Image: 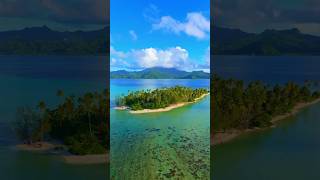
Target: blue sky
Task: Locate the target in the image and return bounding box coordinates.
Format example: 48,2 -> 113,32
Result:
111,0 -> 210,72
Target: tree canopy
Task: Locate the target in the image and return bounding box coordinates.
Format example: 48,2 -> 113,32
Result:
116,86 -> 209,111
211,74 -> 320,132
14,89 -> 109,155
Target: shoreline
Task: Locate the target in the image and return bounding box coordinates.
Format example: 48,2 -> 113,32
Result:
63,154 -> 109,164
15,142 -> 109,164
212,98 -> 320,146
16,142 -> 60,151
116,93 -> 209,114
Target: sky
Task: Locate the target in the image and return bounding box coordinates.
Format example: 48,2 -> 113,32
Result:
214,0 -> 320,36
110,0 -> 210,72
0,0 -> 108,31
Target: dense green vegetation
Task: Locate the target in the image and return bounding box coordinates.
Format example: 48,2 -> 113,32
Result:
116,86 -> 209,111
111,67 -> 210,79
14,90 -> 109,155
211,74 -> 320,132
213,26 -> 320,55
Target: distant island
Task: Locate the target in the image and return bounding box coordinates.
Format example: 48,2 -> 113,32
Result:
211,74 -> 320,145
14,89 -> 109,164
115,86 -> 209,113
213,26 -> 320,55
111,67 -> 210,79
0,26 -> 107,55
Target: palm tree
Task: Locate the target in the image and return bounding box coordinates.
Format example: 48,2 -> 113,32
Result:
37,101 -> 47,144
64,96 -> 75,121
56,90 -> 67,128
81,93 -> 94,137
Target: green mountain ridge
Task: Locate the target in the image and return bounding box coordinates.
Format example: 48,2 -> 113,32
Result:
0,26 -> 108,55
111,67 -> 210,79
213,26 -> 320,55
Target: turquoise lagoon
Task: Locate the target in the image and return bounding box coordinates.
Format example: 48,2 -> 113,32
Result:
110,79 -> 210,179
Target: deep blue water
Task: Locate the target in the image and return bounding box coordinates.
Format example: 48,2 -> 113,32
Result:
0,55 -> 107,80
213,56 -> 320,85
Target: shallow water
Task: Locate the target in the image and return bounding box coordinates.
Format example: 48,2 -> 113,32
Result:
0,56 -> 108,179
110,79 -> 210,179
212,56 -> 320,180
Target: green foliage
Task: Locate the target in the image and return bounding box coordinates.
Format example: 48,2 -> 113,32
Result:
211,74 -> 320,132
111,67 -> 210,79
250,113 -> 272,128
14,89 -> 109,155
0,26 -> 107,55
213,26 -> 320,55
116,86 -> 209,111
65,134 -> 106,155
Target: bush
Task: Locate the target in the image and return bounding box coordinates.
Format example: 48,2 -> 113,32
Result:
250,113 -> 272,128
65,134 -> 106,155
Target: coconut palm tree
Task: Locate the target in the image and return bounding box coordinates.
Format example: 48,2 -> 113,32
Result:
81,93 -> 94,137
37,101 -> 47,143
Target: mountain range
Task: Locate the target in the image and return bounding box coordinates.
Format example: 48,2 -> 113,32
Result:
111,67 -> 210,79
213,26 -> 320,55
2,25 -> 319,56
0,26 -> 108,55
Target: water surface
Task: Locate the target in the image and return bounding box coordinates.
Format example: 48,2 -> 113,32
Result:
212,56 -> 320,179
110,79 -> 210,179
0,56 -> 108,180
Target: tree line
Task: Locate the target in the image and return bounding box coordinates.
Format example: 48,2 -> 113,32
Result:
0,39 -> 107,55
14,89 -> 109,155
116,86 -> 209,111
211,74 -> 320,132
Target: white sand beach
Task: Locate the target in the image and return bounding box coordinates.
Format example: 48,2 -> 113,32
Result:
115,93 -> 209,114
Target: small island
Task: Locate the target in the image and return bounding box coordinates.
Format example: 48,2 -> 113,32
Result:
13,89 -> 109,164
211,74 -> 320,145
115,86 -> 209,113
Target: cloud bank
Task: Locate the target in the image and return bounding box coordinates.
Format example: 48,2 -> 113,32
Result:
111,46 -> 209,72
152,12 -> 210,39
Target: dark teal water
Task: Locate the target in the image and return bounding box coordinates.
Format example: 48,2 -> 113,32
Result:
212,56 -> 320,180
110,79 -> 210,179
0,56 -> 108,179
213,56 -> 320,85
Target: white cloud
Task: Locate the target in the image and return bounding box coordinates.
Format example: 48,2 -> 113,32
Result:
129,30 -> 138,40
192,47 -> 210,73
111,46 -> 210,72
153,16 -> 184,34
111,46 -> 199,71
110,46 -> 127,58
152,12 -> 210,39
143,4 -> 160,23
132,46 -> 190,69
203,48 -> 210,72
111,57 -> 131,69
